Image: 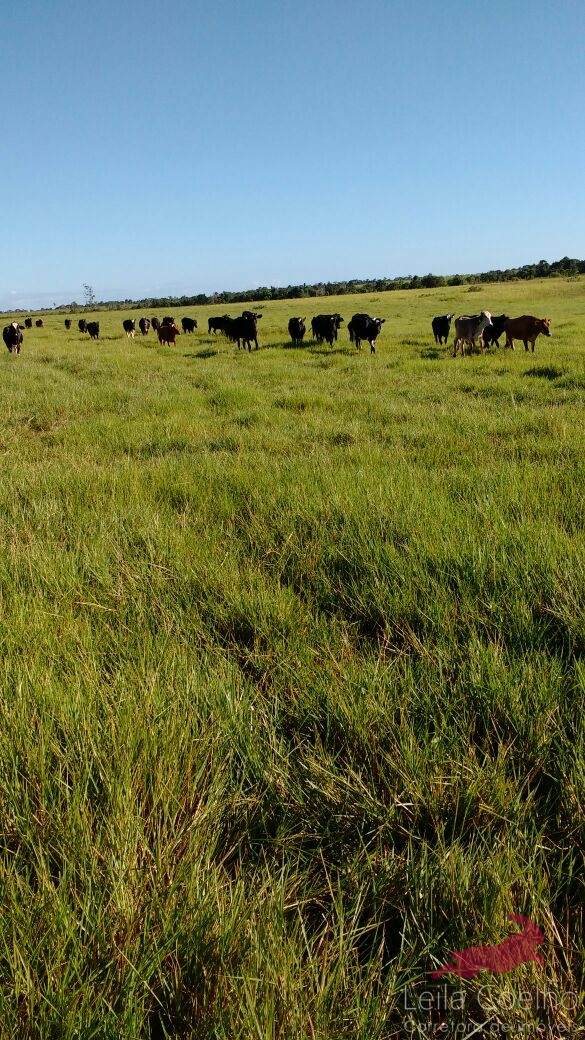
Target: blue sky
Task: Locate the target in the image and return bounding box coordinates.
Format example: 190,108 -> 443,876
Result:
2,0 -> 584,311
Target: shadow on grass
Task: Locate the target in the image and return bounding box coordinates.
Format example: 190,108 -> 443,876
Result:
523,366 -> 565,380
185,349 -> 219,359
308,346 -> 353,357
420,348 -> 443,360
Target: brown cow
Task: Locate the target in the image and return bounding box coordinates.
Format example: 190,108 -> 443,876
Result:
505,315 -> 551,352
158,322 -> 180,346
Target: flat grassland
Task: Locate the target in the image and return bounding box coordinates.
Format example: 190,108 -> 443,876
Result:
1,278 -> 584,1037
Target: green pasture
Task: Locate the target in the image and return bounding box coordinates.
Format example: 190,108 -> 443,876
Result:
1,277 -> 584,1037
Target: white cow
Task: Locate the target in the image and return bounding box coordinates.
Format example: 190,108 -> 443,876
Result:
453,311 -> 492,357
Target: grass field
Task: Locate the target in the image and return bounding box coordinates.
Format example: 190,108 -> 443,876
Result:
1,277 -> 584,1038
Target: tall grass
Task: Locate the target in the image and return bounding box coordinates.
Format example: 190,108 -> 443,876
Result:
0,278 -> 584,1036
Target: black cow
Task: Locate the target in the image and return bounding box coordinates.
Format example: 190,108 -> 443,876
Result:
3,322 -> 23,353
86,321 -> 100,340
35,319 -> 43,328
138,317 -> 150,335
78,319 -> 88,333
162,316 -> 175,327
348,313 -> 385,353
432,314 -> 454,344
225,311 -> 262,351
151,317 -> 161,333
288,317 -> 306,345
24,317 -> 33,329
311,313 -> 344,346
123,318 -> 136,337
480,313 -> 509,350
64,319 -> 72,329
208,315 -> 230,334
181,317 -> 198,333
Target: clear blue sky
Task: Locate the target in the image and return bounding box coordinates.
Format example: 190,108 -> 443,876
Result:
3,0 -> 584,311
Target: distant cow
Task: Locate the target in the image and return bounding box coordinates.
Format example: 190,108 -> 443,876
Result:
35,319 -> 43,328
432,314 -> 454,345
505,315 -> 551,352
24,317 -> 33,329
64,319 -> 72,330
3,322 -> 23,353
158,322 -> 180,346
224,311 -> 262,351
311,313 -> 344,346
348,313 -> 385,353
181,317 -> 198,333
162,316 -> 175,327
453,311 -> 492,356
123,318 -> 136,338
288,317 -> 306,345
208,315 -> 230,334
86,321 -> 100,340
481,313 -> 509,350
138,317 -> 150,335
151,317 -> 161,333
78,319 -> 88,333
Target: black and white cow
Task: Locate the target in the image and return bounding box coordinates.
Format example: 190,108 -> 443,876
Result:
3,322 -> 23,353
432,314 -> 454,345
288,317 -> 306,345
348,313 -> 385,353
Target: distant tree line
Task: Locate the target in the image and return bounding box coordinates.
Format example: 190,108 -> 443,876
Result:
52,257 -> 584,313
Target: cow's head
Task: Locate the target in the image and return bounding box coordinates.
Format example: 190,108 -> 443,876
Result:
541,319 -> 552,336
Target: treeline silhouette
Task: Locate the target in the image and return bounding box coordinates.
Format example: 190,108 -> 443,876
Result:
57,256 -> 584,312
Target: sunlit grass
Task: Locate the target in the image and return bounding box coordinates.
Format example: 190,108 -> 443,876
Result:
0,278 -> 584,1036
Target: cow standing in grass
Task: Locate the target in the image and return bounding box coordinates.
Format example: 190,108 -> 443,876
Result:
3,322 -> 23,353
158,322 -> 180,346
453,312 -> 492,356
505,315 -> 551,352
432,314 -> 453,345
288,317 -> 306,345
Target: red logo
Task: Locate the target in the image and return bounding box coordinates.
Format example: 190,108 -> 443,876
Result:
432,914 -> 544,979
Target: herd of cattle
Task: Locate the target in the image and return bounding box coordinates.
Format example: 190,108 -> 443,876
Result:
432,311 -> 552,355
3,308 -> 552,356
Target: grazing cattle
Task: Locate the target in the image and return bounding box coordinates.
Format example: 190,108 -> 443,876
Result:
288,317 -> 306,345
224,311 -> 262,351
348,313 -> 385,353
480,313 -> 509,350
3,322 -> 23,353
162,316 -> 175,327
505,315 -> 551,352
432,314 -> 454,345
24,317 -> 33,329
151,317 -> 161,333
138,317 -> 150,335
208,315 -> 230,334
453,311 -> 492,356
181,317 -> 198,333
35,319 -> 43,328
64,319 -> 72,330
123,318 -> 136,338
78,319 -> 88,333
158,322 -> 180,346
86,321 -> 100,340
311,313 -> 344,346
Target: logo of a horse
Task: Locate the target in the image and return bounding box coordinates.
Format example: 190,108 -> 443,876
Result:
432,914 -> 544,980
